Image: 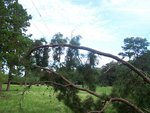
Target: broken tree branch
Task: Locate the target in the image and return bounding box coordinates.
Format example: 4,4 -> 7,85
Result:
27,44 -> 150,84
34,65 -> 145,113
34,65 -> 101,97
88,98 -> 144,113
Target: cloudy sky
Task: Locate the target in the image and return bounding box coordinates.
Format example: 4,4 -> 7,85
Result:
19,0 -> 150,65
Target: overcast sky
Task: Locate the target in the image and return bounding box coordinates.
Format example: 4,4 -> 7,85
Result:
19,0 -> 150,65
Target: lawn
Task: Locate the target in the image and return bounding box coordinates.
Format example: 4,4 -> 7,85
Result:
0,85 -> 112,113
78,86 -> 112,100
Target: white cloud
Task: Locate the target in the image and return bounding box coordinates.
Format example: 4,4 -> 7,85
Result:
102,0 -> 150,16
19,0 -> 117,43
18,0 -> 150,65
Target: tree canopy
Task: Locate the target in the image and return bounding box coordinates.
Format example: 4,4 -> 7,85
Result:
0,0 -> 32,90
119,37 -> 149,59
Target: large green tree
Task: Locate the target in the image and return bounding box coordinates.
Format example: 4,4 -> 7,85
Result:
77,52 -> 99,91
65,35 -> 81,71
112,38 -> 150,113
32,38 -> 49,67
50,33 -> 68,69
0,0 -> 32,91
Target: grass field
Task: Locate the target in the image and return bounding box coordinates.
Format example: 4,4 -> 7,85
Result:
78,86 -> 112,100
0,85 -> 112,113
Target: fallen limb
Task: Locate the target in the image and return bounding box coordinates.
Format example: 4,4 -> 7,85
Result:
27,44 -> 150,84
34,65 -> 101,98
88,98 -> 144,113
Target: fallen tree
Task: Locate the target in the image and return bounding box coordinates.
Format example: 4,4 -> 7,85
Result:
26,44 -> 150,113
27,44 -> 150,84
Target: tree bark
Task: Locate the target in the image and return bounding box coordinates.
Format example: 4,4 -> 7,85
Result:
0,82 -> 2,92
6,66 -> 12,91
6,80 -> 11,91
24,68 -> 27,86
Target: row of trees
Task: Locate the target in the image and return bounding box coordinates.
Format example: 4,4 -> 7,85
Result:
33,33 -> 100,91
0,0 -> 150,113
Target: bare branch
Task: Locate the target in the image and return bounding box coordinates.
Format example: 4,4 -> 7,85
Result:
27,44 -> 150,84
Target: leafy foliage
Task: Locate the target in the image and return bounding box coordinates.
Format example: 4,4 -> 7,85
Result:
112,65 -> 150,113
0,0 -> 32,90
119,37 -> 149,59
32,38 -> 49,67
65,35 -> 81,71
113,38 -> 150,113
50,33 -> 68,69
99,61 -> 118,86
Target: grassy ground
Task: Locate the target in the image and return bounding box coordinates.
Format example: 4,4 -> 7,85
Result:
0,85 -> 72,113
0,85 -> 112,113
78,86 -> 112,100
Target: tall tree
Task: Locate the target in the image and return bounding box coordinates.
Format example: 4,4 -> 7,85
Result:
65,35 -> 81,71
77,52 -> 99,91
119,37 -> 149,60
0,0 -> 32,91
113,38 -> 150,113
50,33 -> 68,69
84,52 -> 99,91
33,38 -> 49,67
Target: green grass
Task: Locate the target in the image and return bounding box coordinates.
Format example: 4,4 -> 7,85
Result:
0,85 -> 112,113
96,86 -> 112,95
0,85 -> 72,113
78,86 -> 112,100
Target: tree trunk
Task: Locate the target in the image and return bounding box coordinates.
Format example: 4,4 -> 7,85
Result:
24,77 -> 27,86
6,67 -> 12,91
24,68 -> 28,86
0,83 -> 2,92
6,80 -> 11,91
